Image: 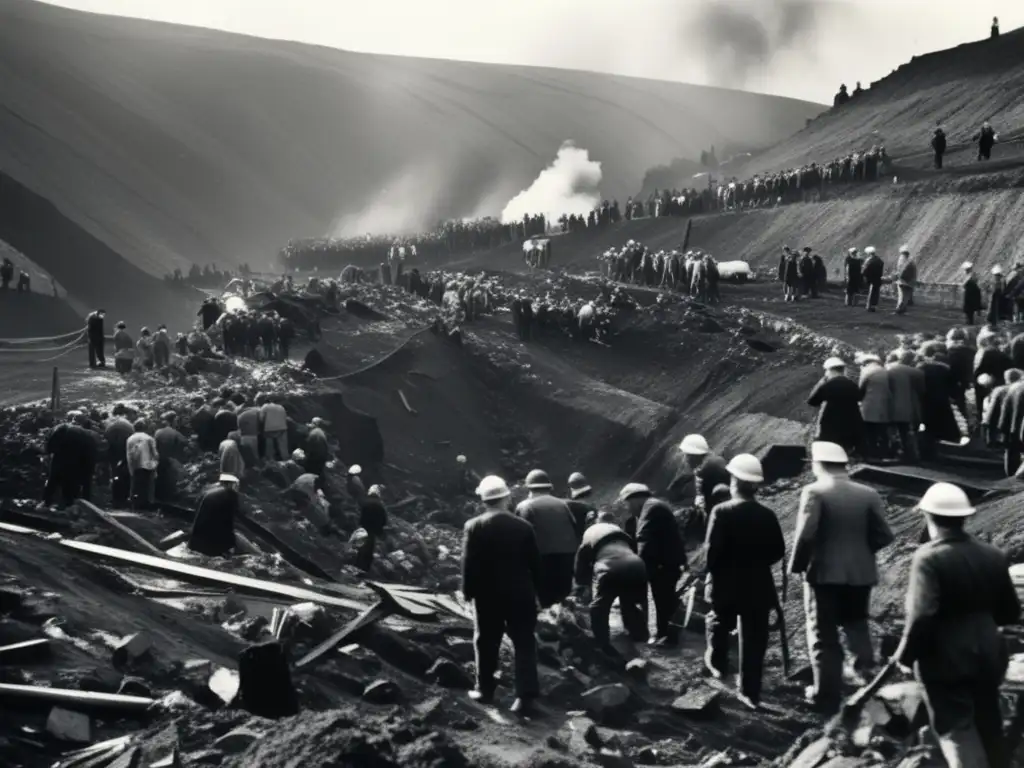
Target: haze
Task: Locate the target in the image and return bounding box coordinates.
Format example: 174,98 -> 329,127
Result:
37,0 -> 1023,103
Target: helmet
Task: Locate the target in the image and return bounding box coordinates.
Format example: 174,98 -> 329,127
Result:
726,454 -> 764,483
348,464 -> 362,475
525,469 -> 553,490
810,441 -> 848,464
476,475 -> 511,502
823,356 -> 846,371
977,373 -> 995,388
367,484 -> 384,498
917,482 -> 975,517
864,246 -> 876,255
219,473 -> 240,484
568,472 -> 591,498
679,434 -> 710,456
900,245 -> 910,254
617,483 -> 651,502
456,455 -> 467,464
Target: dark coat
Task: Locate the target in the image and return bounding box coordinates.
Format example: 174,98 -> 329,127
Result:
784,257 -> 800,287
189,485 -> 239,557
574,523 -> 641,586
862,255 -> 884,286
807,375 -> 863,449
461,509 -> 541,605
359,497 -> 388,536
895,531 -> 1019,683
212,409 -> 238,445
565,497 -> 596,537
86,311 -> 105,341
515,494 -> 579,555
974,348 -> 1012,387
636,497 -> 686,573
844,255 -> 863,293
1010,333 -> 1024,370
962,276 -> 984,315
704,498 -> 785,607
47,423 -> 98,470
931,130 -> 947,154
696,454 -> 731,503
946,344 -> 976,394
917,361 -> 961,441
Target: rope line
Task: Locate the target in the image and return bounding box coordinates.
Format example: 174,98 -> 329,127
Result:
0,327 -> 87,345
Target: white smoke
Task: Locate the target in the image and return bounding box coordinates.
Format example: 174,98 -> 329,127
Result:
501,142 -> 602,224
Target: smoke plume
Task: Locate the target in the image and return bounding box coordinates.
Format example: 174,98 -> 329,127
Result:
501,142 -> 602,224
684,0 -> 829,89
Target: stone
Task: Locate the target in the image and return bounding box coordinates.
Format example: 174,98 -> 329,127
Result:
208,666 -> 240,706
851,724 -> 875,748
118,677 -> 154,698
634,746 -> 659,765
426,657 -> 472,690
214,727 -> 263,755
112,631 -> 153,667
786,736 -> 833,768
877,681 -> 929,729
819,758 -> 875,767
45,707 -> 92,743
338,643 -> 383,674
158,530 -> 188,551
445,638 -> 475,662
860,698 -> 892,729
237,640 -> 299,718
596,748 -> 635,768
363,678 -> 402,705
625,658 -> 649,681
671,686 -> 721,715
581,684 -> 631,724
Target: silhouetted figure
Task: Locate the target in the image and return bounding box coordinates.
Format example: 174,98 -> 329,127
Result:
833,84 -> 850,108
932,127 -> 947,170
992,16 -> 1000,38
852,81 -> 864,97
976,122 -> 997,161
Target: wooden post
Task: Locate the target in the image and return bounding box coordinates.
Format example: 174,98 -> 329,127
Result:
50,367 -> 59,412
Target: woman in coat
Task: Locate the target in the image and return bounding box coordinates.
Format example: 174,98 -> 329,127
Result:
987,265 -> 1006,326
961,263 -> 984,325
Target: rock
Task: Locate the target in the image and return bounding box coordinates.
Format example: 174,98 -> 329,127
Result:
45,706 -> 92,742
634,746 -> 659,765
851,724 -> 874,748
860,698 -> 892,729
338,643 -> 383,674
184,749 -> 223,766
363,678 -> 402,704
671,686 -> 721,715
581,683 -> 631,723
445,638 -> 475,662
426,658 -> 472,690
625,658 -> 649,681
877,681 -> 929,729
78,667 -> 123,693
208,666 -> 240,706
118,677 -> 154,698
237,640 -> 299,718
895,750 -> 945,768
213,726 -> 263,755
112,631 -> 153,667
786,736 -> 833,768
819,759 -> 874,768
596,748 -> 635,768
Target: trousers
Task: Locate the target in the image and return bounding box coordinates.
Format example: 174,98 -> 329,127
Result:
706,599 -> 772,703
896,284 -> 914,314
923,677 -> 1006,768
130,468 -> 155,511
264,431 -> 288,461
590,558 -> 649,647
648,566 -> 681,640
893,423 -> 919,462
473,597 -> 539,699
537,553 -> 575,608
804,583 -> 875,710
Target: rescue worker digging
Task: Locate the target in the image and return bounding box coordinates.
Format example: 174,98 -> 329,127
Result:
574,510 -> 649,658
462,475 -> 541,716
894,482 -> 1020,768
669,433 -> 730,522
189,473 -> 241,557
703,454 -> 786,709
515,469 -> 580,608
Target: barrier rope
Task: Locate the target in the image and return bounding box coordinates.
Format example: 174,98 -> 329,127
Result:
0,327 -> 87,345
0,334 -> 89,354
2,342 -> 89,365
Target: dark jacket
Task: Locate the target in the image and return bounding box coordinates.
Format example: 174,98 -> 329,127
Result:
807,374 -> 863,449
844,255 -> 863,293
86,311 -> 105,341
574,523 -> 641,586
304,427 -> 330,465
1010,334 -> 1024,370
515,494 -> 579,555
212,408 -> 238,445
461,509 -> 541,604
696,454 -> 731,503
189,485 -> 239,557
636,497 -> 686,572
963,276 -> 984,315
154,426 -> 187,463
565,497 -> 596,537
47,423 -> 98,469
705,498 -> 785,607
946,344 -> 976,395
104,417 -> 134,461
191,405 -> 217,451
895,531 -> 1020,683
931,130 -> 947,154
359,497 -> 388,536
917,360 -> 961,441
862,255 -> 884,286
974,348 -> 1012,389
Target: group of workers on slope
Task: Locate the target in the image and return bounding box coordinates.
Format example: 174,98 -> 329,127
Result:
600,241 -> 722,304
0,257 -> 31,292
85,309 -> 179,373
931,120 -> 1000,170
459,433 -> 1019,767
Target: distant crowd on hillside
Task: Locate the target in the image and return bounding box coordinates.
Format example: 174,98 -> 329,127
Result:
164,263 -> 254,290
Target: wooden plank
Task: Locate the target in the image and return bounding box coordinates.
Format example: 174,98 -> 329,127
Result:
365,582 -> 436,619
295,601 -> 394,669
0,638 -> 51,664
0,683 -> 154,712
77,501 -> 164,557
57,539 -> 369,612
0,521 -> 50,537
235,511 -> 338,582
367,580 -> 431,593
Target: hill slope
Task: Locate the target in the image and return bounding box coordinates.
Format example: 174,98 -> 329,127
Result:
742,26 -> 1024,174
0,0 -> 821,276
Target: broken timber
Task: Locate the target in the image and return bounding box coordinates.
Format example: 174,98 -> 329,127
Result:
295,601 -> 393,669
0,683 -> 154,712
77,500 -> 164,557
0,638 -> 51,664
398,389 -> 417,415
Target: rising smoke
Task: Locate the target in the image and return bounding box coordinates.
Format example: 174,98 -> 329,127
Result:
684,0 -> 832,90
501,142 -> 602,224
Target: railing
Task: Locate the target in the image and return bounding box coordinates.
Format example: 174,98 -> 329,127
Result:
878,280 -> 962,308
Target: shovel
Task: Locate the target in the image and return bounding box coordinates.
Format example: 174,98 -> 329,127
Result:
828,659 -> 899,737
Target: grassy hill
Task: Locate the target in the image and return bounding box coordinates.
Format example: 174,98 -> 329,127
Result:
0,0 -> 821,277
740,26 -> 1024,175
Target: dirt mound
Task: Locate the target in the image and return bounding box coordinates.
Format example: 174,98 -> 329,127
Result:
741,26 -> 1024,175
0,290 -> 82,337
0,0 -> 821,274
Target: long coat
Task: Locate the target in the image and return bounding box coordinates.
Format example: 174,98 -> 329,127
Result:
807,375 -> 863,449
858,363 -> 891,423
886,362 -> 924,424
917,361 -> 961,441
461,509 -> 540,605
705,498 -> 785,607
962,276 -> 984,316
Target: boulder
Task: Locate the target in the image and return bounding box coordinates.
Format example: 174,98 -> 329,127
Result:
45,707 -> 92,743
363,678 -> 402,705
214,727 -> 264,755
671,686 -> 721,715
877,681 -> 929,729
581,683 -> 631,723
426,658 -> 472,690
625,658 -> 649,682
112,631 -> 153,668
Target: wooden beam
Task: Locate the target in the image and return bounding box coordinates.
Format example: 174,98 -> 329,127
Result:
295,601 -> 394,670
0,683 -> 154,712
77,501 -> 164,557
0,638 -> 51,664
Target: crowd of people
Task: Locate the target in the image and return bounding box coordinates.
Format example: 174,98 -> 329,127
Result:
596,241 -> 723,303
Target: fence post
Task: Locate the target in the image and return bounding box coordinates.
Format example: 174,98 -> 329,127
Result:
50,366 -> 59,412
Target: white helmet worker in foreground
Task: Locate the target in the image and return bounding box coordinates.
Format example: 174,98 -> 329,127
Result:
703,452 -> 785,708
671,433 -> 730,516
892,482 -> 1020,768
461,474 -> 542,716
789,441 -> 894,712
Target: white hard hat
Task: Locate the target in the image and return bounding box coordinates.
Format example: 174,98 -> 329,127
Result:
977,373 -> 995,388
900,245 -> 910,254
962,262 -> 974,272
857,353 -> 881,365
810,441 -> 848,464
823,356 -> 846,370
617,482 -> 651,502
456,455 -> 467,464
917,482 -> 975,517
348,464 -> 362,475
848,247 -> 857,254
679,434 -> 710,456
992,265 -> 1004,275
864,246 -> 876,255
726,454 -> 763,483
219,473 -> 239,484
476,475 -> 510,502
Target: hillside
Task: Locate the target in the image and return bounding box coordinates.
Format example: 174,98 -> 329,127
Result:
0,0 -> 822,277
740,26 -> 1024,175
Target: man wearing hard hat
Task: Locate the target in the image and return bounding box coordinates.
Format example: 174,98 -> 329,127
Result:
703,454 -> 786,709
620,482 -> 687,647
462,475 -> 541,716
789,442 -> 894,712
895,245 -> 917,315
564,472 -> 596,536
670,434 -> 730,519
188,473 -> 241,558
807,357 -> 863,454
516,469 -> 581,607
893,482 -> 1020,768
